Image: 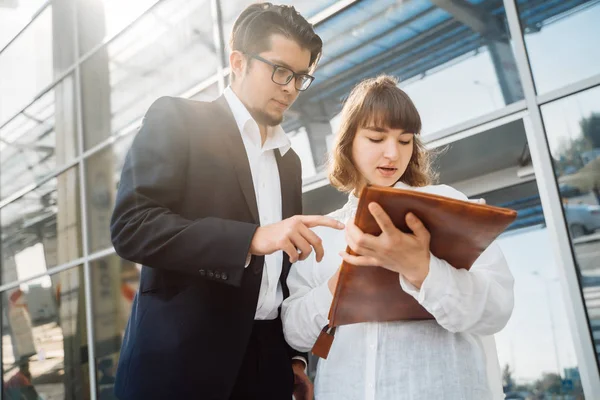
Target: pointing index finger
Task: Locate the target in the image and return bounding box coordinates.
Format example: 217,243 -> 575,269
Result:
300,215 -> 345,230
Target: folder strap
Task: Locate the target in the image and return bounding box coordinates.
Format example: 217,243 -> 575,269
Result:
311,324 -> 336,359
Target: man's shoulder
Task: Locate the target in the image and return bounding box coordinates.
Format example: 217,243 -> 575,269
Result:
148,96 -> 216,115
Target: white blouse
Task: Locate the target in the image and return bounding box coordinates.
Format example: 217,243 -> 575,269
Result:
281,182 -> 514,400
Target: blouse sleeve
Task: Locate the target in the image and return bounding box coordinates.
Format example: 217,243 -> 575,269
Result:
281,231 -> 339,352
398,184 -> 515,335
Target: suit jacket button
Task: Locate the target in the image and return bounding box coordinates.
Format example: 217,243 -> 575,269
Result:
199,269 -> 206,276
221,273 -> 228,280
208,271 -> 214,278
252,265 -> 261,275
215,273 -> 221,279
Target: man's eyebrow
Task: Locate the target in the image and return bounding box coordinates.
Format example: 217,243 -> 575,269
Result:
270,58 -> 310,74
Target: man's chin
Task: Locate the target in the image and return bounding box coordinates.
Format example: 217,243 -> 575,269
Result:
251,109 -> 284,126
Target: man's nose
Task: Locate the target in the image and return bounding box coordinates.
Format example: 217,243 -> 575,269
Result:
282,76 -> 299,94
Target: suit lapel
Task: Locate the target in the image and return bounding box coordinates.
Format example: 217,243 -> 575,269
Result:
213,96 -> 259,223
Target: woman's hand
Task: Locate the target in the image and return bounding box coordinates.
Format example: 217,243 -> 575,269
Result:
340,202 -> 432,288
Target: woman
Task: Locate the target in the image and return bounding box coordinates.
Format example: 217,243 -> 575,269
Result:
281,75 -> 514,400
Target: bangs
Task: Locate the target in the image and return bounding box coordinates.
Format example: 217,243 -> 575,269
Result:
355,85 -> 422,134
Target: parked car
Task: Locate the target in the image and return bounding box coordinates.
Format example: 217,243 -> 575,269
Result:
564,203 -> 600,237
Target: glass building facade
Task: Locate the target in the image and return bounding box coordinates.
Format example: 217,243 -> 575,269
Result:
0,0 -> 599,398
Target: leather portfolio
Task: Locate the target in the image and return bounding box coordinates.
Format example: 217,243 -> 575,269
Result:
312,185 -> 517,359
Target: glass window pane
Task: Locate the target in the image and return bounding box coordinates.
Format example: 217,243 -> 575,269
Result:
542,85 -> 600,367
0,6 -> 55,126
1,75 -> 78,201
77,0 -> 159,56
496,225 -> 585,398
435,120 -> 586,397
293,0 -> 524,178
0,0 -> 48,49
84,82 -> 217,254
221,0 -> 340,53
85,135 -> 133,254
89,254 -> 140,399
80,0 -> 218,150
1,167 -> 82,285
517,0 -> 600,94
1,265 -> 90,400
188,81 -> 220,102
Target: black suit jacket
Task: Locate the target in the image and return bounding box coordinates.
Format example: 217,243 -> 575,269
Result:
110,95 -> 304,400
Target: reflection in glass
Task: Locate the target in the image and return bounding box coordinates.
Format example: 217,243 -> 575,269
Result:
0,75 -> 78,201
284,0 -> 524,177
542,85 -> 600,367
496,228 -> 585,399
89,255 -> 140,400
438,140 -> 586,398
517,0 -> 600,94
0,0 -> 48,49
1,266 -> 90,399
0,6 -> 54,126
85,135 -> 133,253
220,0 -> 339,53
77,0 -> 159,56
84,81 -> 218,254
189,82 -> 220,102
80,0 -> 218,150
1,167 -> 82,285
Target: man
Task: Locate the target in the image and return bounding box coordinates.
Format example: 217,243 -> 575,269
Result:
110,3 -> 342,399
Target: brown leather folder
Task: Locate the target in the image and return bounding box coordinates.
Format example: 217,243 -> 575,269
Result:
312,185 -> 517,359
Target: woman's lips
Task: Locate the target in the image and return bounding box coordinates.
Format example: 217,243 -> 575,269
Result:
377,167 -> 398,177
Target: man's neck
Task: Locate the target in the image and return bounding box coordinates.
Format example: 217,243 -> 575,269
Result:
230,85 -> 268,146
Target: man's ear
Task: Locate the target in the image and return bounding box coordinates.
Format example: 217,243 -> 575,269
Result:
229,50 -> 246,81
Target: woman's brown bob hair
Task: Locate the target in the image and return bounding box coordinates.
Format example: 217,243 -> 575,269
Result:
328,75 -> 436,193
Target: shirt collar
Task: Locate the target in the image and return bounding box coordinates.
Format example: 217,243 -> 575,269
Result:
344,181 -> 415,210
223,86 -> 291,155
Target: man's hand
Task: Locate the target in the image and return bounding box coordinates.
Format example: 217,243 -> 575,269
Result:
292,360 -> 313,400
249,216 -> 344,263
340,202 -> 432,288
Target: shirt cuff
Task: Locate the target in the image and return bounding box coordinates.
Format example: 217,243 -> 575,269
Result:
399,253 -> 450,310
292,356 -> 308,373
244,253 -> 251,268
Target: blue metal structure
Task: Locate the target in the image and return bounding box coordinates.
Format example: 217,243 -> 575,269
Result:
285,0 -> 596,132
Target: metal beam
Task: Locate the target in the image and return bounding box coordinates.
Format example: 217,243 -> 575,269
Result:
432,0 -> 523,104
431,0 -> 506,39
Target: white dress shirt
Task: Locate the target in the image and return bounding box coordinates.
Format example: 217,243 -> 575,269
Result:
223,87 -> 291,320
281,181 -> 514,400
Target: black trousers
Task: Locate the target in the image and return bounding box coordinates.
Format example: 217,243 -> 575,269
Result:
229,318 -> 294,400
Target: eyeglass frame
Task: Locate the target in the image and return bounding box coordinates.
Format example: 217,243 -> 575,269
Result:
247,54 -> 315,91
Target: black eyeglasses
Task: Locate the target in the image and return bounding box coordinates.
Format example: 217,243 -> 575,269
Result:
249,54 -> 315,91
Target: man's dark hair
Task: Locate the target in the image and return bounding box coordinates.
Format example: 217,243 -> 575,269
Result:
229,3 -> 323,74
